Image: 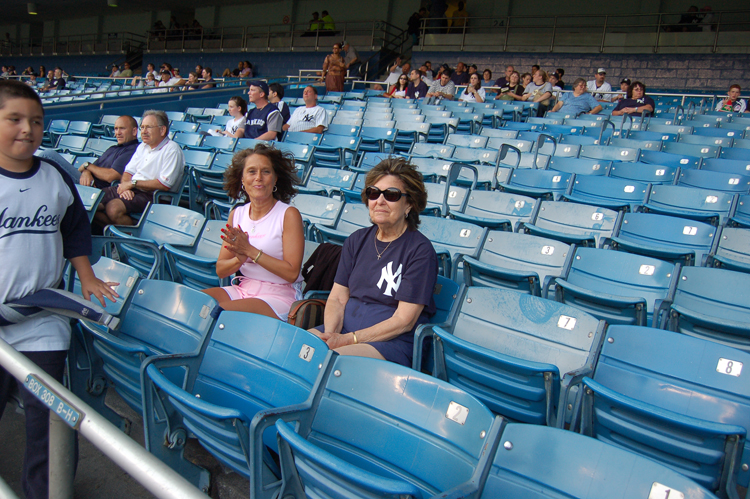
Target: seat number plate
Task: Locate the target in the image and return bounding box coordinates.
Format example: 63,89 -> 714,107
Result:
299,344 -> 315,362
717,358 -> 742,377
446,401 -> 469,425
648,482 -> 684,499
557,315 -> 576,330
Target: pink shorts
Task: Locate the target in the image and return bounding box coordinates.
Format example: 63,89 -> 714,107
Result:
222,277 -> 302,321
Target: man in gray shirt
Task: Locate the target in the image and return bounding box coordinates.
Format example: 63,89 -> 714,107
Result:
426,68 -> 456,101
342,41 -> 360,75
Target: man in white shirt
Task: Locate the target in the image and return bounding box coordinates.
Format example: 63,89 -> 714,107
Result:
154,69 -> 185,92
95,110 -> 184,227
587,68 -> 613,102
283,86 -> 327,134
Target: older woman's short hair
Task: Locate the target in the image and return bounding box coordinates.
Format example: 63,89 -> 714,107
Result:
536,70 -> 549,83
362,157 -> 427,231
572,77 -> 587,89
224,144 -> 300,204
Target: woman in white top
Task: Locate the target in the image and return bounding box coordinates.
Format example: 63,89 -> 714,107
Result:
459,73 -> 485,103
220,96 -> 247,138
387,74 -> 409,99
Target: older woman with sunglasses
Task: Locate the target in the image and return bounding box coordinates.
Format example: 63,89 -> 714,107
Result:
310,157 -> 438,367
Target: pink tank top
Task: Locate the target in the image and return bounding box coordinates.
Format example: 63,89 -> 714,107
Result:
233,200 -> 303,285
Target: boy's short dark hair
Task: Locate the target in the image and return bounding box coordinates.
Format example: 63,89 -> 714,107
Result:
0,79 -> 44,112
268,83 -> 284,99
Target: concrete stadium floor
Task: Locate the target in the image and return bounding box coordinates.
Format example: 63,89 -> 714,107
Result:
0,388 -> 248,498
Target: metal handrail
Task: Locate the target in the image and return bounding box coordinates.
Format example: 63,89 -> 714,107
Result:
0,337 -> 206,499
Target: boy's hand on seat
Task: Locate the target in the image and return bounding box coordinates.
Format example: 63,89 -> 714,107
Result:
80,276 -> 119,307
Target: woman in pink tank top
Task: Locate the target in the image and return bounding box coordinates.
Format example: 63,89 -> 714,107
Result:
202,144 -> 304,321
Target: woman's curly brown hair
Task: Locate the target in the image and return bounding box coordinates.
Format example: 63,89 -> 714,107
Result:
223,144 -> 300,204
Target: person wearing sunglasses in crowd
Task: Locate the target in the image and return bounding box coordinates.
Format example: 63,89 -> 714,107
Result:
386,73 -> 410,98
309,158 -> 438,367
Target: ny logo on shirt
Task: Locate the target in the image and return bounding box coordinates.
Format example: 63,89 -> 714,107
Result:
302,113 -> 316,123
377,261 -> 402,296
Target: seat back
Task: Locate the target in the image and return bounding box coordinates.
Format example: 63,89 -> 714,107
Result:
581,325 -> 750,493
612,212 -> 716,266
645,184 -> 735,225
639,149 -> 702,169
283,131 -> 322,146
452,190 -> 537,232
524,201 -> 619,248
579,145 -> 639,162
445,134 -> 488,149
502,169 -> 572,201
486,422 -> 719,499
432,286 -> 603,425
708,226 -> 750,273
548,157 -> 610,176
678,168 -> 750,194
662,141 -> 721,159
133,204 -> 206,246
419,217 -> 486,278
409,142 -> 454,158
608,162 -> 678,184
314,203 -> 371,244
668,266 -> 750,352
276,355 -> 502,498
554,247 -> 676,326
163,220 -> 227,290
301,167 -> 356,196
290,194 -> 343,237
564,175 -> 649,212
702,157 -> 750,176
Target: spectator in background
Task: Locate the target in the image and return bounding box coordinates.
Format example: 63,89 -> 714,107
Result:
612,81 -> 655,117
549,73 -> 562,92
22,66 -> 35,76
38,65 -> 46,79
556,68 -> 566,89
496,70 -> 524,101
482,68 -> 493,86
494,65 -> 514,88
419,65 -> 433,85
450,2 -> 469,32
155,69 -> 184,92
342,41 -> 360,76
386,74 -> 410,99
520,72 -> 532,87
283,85 -> 327,134
131,72 -> 157,88
451,61 -> 469,86
184,71 -> 200,90
119,62 -> 133,78
268,83 -> 290,124
715,84 -> 746,113
321,42 -> 347,92
459,73 -> 485,103
43,67 -> 66,91
407,8 -> 426,44
145,63 -> 158,79
304,12 -> 322,36
614,78 -> 631,101
429,0 -> 448,33
240,61 -> 253,78
321,10 -> 336,33
424,60 -> 436,79
109,64 -> 121,77
530,64 -> 540,75
195,64 -> 203,77
426,68 -> 456,101
406,68 -> 429,99
244,80 -> 283,140
551,78 -> 602,115
467,64 -> 478,76
587,68 -> 613,102
520,70 -> 553,115
217,96 -> 247,138
200,67 -> 216,89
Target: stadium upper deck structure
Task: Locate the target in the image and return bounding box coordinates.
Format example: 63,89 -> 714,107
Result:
1,3 -> 750,498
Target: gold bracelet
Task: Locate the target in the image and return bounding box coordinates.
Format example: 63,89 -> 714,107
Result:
253,249 -> 263,263
351,332 -> 358,344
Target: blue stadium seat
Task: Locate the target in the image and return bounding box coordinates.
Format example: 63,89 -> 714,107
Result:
299,167 -> 356,196
611,212 -> 716,265
500,169 -> 572,201
607,162 -> 678,184
642,184 -> 736,225
523,200 -> 619,247
272,141 -> 314,176
579,144 -> 639,162
312,203 -> 371,244
445,133 -> 488,148
461,231 -> 572,297
548,157 -> 610,176
312,134 -> 361,168
172,131 -> 204,149
409,142 -> 454,158
169,121 -> 199,133
679,133 -> 734,148
351,151 -> 390,173
54,134 -> 89,155
702,158 -> 750,176
563,175 -> 649,212
706,227 -> 750,274
450,190 -> 537,231
662,141 -> 721,159
289,193 -> 343,240
163,220 -> 228,290
578,325 -> 750,497
419,286 -> 604,426
75,185 -> 103,221
609,136 -> 663,152
554,247 -> 677,326
418,216 -> 486,279
667,266 -> 750,353
677,168 -> 750,194
721,147 -> 750,162
256,355 -> 505,499
143,312 -> 330,489
283,131 -> 322,146
358,127 -> 396,153
639,149 -> 702,169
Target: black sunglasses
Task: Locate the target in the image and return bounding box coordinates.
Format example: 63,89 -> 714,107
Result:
365,186 -> 409,202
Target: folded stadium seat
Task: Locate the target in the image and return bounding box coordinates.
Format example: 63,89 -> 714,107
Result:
517,131 -> 561,156
409,142 -> 455,158
416,285 -> 604,426
361,110 -> 394,122
667,266 -> 750,353
53,134 -> 89,155
272,141 -> 314,177
679,133 -> 734,148
554,246 -> 677,326
548,157 -> 611,176
424,179 -> 473,219
282,131 -> 322,146
289,193 -> 343,240
173,132 -> 205,150
445,133 -> 488,149
677,168 -> 750,194
388,100 -> 417,109
645,122 -> 694,135
528,116 -> 564,126
409,156 -> 456,183
77,279 -> 218,421
479,128 -> 518,139
298,166 -> 356,197
66,120 -> 93,137
312,202 -> 373,244
639,149 -> 702,169
165,111 -> 188,123
563,175 -> 649,212
194,135 -> 235,153
609,136 -> 663,152
311,134 -> 361,169
501,121 -> 536,132
169,121 -> 200,134
729,194 -> 750,227
460,231 -> 571,297
626,129 -> 679,142
450,190 -> 538,232
351,151 -> 390,174
718,121 -> 750,137
362,119 -> 396,129
341,173 -> 368,204
142,312 -> 330,490
393,108 -> 423,119
543,123 -> 583,136
731,137 -> 750,148
558,134 -> 598,147
259,354 -> 505,499
75,185 -> 103,222
325,123 -> 360,137
210,115 -> 232,127
486,136 -> 534,154
105,204 -> 206,279
340,102 -> 366,112
393,122 -> 429,153
523,200 -> 619,248
702,157 -> 750,177
662,141 -> 721,159
642,184 -> 736,225
706,226 -> 750,273
500,169 -> 572,201
162,220 -> 228,289
418,216 -> 486,279
689,113 -> 730,127
190,153 -> 233,217
478,422 -> 718,499
43,119 -> 69,148
358,126 -> 396,153
426,117 -> 460,143
610,212 -> 717,265
91,115 -> 119,138
453,109 -> 484,135
577,324 -> 750,498
184,107 -> 209,123
579,144 -> 639,163
721,147 -> 750,162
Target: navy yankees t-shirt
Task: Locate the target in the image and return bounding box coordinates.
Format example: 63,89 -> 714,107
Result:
335,225 -> 438,341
